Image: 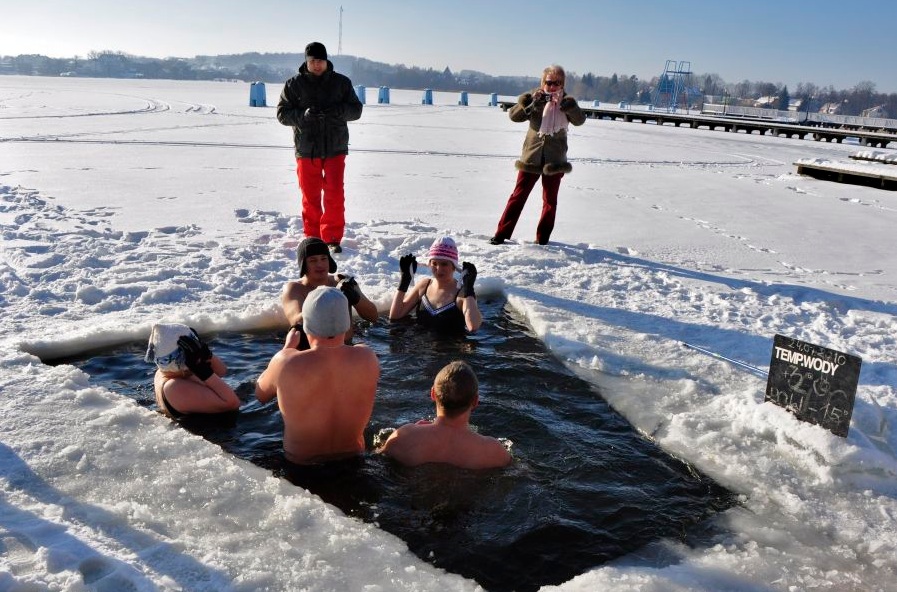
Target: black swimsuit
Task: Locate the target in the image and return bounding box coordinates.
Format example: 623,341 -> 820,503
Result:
416,279 -> 466,333
159,378 -> 187,419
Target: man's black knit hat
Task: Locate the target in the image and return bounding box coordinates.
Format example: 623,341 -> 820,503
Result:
297,237 -> 337,277
305,42 -> 328,61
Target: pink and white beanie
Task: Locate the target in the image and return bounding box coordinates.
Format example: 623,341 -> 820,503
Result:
427,236 -> 459,270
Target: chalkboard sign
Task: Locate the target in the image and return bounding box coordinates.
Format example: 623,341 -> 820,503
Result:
764,334 -> 861,437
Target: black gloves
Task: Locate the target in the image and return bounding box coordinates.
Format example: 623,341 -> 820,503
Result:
560,96 -> 577,111
303,107 -> 324,121
519,93 -> 534,108
399,254 -> 417,292
460,262 -> 477,298
178,335 -> 214,381
189,327 -> 212,361
337,274 -> 362,306
290,323 -> 311,351
301,107 -> 325,131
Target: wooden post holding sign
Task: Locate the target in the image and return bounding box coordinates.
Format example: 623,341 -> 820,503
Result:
764,334 -> 861,437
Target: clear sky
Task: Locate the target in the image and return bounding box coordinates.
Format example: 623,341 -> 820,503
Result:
2,0 -> 895,94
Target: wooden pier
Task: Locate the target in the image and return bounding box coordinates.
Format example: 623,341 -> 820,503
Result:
498,102 -> 897,148
794,159 -> 897,190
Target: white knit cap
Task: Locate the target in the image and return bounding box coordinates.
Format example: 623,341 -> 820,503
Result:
145,323 -> 195,372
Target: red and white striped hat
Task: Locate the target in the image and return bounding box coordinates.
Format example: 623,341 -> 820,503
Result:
427,236 -> 459,270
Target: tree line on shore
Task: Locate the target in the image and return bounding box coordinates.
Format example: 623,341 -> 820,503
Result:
2,50 -> 893,117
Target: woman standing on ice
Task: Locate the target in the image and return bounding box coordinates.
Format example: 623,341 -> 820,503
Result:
489,65 -> 586,246
145,323 -> 241,418
389,236 -> 482,334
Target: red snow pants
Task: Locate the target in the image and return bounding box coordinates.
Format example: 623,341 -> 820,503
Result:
296,155 -> 346,244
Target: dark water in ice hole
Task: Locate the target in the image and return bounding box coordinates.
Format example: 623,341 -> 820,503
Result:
54,299 -> 736,592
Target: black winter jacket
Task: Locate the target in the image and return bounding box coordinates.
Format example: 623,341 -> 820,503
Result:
276,61 -> 363,159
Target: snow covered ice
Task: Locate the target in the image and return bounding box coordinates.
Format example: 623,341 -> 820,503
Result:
1,76 -> 897,591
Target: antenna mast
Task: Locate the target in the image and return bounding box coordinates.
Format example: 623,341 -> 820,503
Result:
338,6 -> 343,55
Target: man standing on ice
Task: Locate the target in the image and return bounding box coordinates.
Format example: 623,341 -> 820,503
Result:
277,41 -> 362,253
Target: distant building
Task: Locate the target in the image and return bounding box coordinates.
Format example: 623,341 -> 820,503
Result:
754,95 -> 779,108
791,97 -> 819,113
820,102 -> 847,115
862,105 -> 889,118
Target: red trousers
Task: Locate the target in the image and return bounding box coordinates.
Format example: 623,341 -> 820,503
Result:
296,155 -> 346,243
493,170 -> 564,244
